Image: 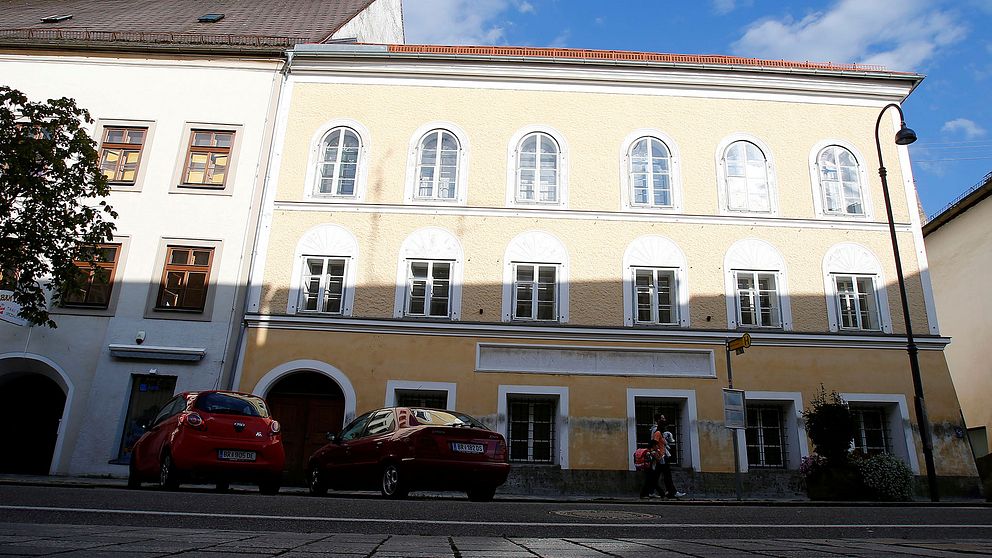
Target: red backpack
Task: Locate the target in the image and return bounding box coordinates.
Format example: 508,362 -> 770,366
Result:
633,448 -> 651,471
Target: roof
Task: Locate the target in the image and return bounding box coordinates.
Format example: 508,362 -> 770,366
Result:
922,171 -> 992,236
0,0 -> 376,50
386,44 -> 919,77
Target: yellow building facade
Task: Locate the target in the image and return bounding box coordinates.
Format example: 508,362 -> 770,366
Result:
234,45 -> 978,496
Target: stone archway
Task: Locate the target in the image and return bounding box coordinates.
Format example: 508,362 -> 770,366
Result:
0,363 -> 68,474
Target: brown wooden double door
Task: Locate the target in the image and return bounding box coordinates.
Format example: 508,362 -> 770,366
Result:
268,394 -> 344,485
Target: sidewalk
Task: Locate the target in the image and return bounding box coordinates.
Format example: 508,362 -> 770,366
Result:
1,473 -> 987,506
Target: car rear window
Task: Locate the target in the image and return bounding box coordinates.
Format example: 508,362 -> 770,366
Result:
194,392 -> 269,418
409,408 -> 488,429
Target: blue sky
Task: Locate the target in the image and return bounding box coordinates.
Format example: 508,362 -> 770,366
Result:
403,0 -> 992,217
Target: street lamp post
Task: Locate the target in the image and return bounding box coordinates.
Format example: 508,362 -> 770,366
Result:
874,103 -> 939,502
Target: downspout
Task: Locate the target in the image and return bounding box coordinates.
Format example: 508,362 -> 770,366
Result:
225,49 -> 295,390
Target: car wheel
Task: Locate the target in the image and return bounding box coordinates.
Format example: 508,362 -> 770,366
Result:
126,458 -> 141,489
258,478 -> 281,495
466,485 -> 497,502
308,464 -> 327,496
380,463 -> 408,499
158,453 -> 180,490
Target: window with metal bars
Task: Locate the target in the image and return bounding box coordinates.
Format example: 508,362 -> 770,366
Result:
851,407 -> 891,456
634,399 -> 683,467
507,397 -> 556,463
745,405 -> 787,468
395,389 -> 448,410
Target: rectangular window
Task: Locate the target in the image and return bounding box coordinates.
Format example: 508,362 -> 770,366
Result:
299,257 -> 346,314
156,246 -> 214,312
98,127 -> 147,185
513,264 -> 557,321
634,399 -> 683,466
181,130 -> 234,188
735,271 -> 781,328
745,406 -> 786,468
61,244 -> 120,309
117,374 -> 177,463
395,389 -> 448,409
852,407 -> 891,456
834,275 -> 880,331
633,267 -> 677,325
405,260 -> 451,318
508,396 -> 555,463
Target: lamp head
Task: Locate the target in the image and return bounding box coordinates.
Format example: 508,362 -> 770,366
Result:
895,123 -> 918,145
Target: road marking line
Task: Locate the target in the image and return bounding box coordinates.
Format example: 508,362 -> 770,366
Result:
2,506 -> 990,529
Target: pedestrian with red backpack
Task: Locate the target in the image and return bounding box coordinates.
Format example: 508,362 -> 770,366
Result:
636,438 -> 663,498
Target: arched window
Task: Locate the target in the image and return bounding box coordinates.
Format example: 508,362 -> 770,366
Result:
315,127 -> 360,197
628,137 -> 673,208
415,129 -> 460,200
722,140 -> 771,213
516,132 -> 560,203
817,145 -> 865,216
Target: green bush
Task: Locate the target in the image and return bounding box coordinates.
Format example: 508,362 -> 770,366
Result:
855,453 -> 914,501
802,386 -> 854,463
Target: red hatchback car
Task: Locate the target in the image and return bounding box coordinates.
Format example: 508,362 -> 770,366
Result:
307,407 -> 510,501
128,390 -> 285,494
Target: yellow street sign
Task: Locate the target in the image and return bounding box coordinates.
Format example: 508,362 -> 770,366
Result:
727,332 -> 751,352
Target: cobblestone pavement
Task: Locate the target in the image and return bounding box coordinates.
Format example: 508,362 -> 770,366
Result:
1,523 -> 991,557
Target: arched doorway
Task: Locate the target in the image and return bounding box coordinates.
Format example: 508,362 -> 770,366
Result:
266,372 -> 345,485
0,372 -> 67,474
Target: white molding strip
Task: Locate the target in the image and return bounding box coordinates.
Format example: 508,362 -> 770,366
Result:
244,314 -> 951,351
271,200 -> 915,232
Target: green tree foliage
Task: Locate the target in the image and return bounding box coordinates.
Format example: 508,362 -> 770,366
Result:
0,86 -> 117,327
802,385 -> 855,463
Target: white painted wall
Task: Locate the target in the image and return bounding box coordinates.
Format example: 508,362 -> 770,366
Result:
332,0 -> 404,44
0,53 -> 282,475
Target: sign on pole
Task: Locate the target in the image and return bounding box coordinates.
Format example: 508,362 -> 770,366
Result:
723,388 -> 746,429
727,332 -> 751,354
0,291 -> 28,326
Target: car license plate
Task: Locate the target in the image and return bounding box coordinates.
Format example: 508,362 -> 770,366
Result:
218,449 -> 256,461
451,442 -> 485,454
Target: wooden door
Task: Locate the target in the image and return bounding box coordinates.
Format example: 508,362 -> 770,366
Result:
268,394 -> 344,485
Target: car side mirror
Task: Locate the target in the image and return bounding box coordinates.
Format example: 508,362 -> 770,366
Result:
326,432 -> 338,443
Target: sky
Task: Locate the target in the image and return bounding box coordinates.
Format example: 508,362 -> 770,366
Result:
402,0 -> 992,218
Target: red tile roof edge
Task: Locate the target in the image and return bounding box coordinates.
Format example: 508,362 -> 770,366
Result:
387,44 -> 916,75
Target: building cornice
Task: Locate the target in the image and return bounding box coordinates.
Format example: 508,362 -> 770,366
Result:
272,200 -> 914,232
245,314 -> 950,351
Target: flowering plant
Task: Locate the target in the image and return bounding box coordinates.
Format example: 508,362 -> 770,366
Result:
799,453 -> 827,478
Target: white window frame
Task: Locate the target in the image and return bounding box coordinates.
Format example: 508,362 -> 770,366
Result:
715,134 -> 778,216
626,388 -> 700,472
734,270 -> 783,329
393,227 -> 463,320
733,391 -> 808,473
622,235 -> 690,327
403,259 -> 453,318
724,239 -> 792,330
619,129 -> 683,212
304,118 -> 370,202
287,225 -> 359,315
840,393 -> 919,474
505,126 -> 568,209
631,267 -> 678,325
511,263 -> 559,322
404,122 -> 469,205
384,380 -> 456,411
822,243 -> 891,333
498,385 -> 569,468
501,231 -> 569,323
808,139 -> 872,220
298,256 -> 349,315
832,274 -> 882,331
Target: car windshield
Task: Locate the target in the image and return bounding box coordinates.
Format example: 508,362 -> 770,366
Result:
409,408 -> 488,429
194,392 -> 269,418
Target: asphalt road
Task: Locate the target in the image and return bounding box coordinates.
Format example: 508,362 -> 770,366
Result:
1,484 -> 991,540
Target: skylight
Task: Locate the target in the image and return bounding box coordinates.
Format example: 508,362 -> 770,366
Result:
197,14 -> 225,23
41,14 -> 72,23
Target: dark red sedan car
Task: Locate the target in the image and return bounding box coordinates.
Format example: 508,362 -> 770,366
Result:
306,407 -> 510,501
128,390 -> 285,494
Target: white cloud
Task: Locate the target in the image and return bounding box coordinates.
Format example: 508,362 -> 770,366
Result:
403,0 -> 512,45
550,29 -> 571,48
941,118 -> 988,139
713,0 -> 752,16
516,1 -> 535,13
730,0 -> 967,71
